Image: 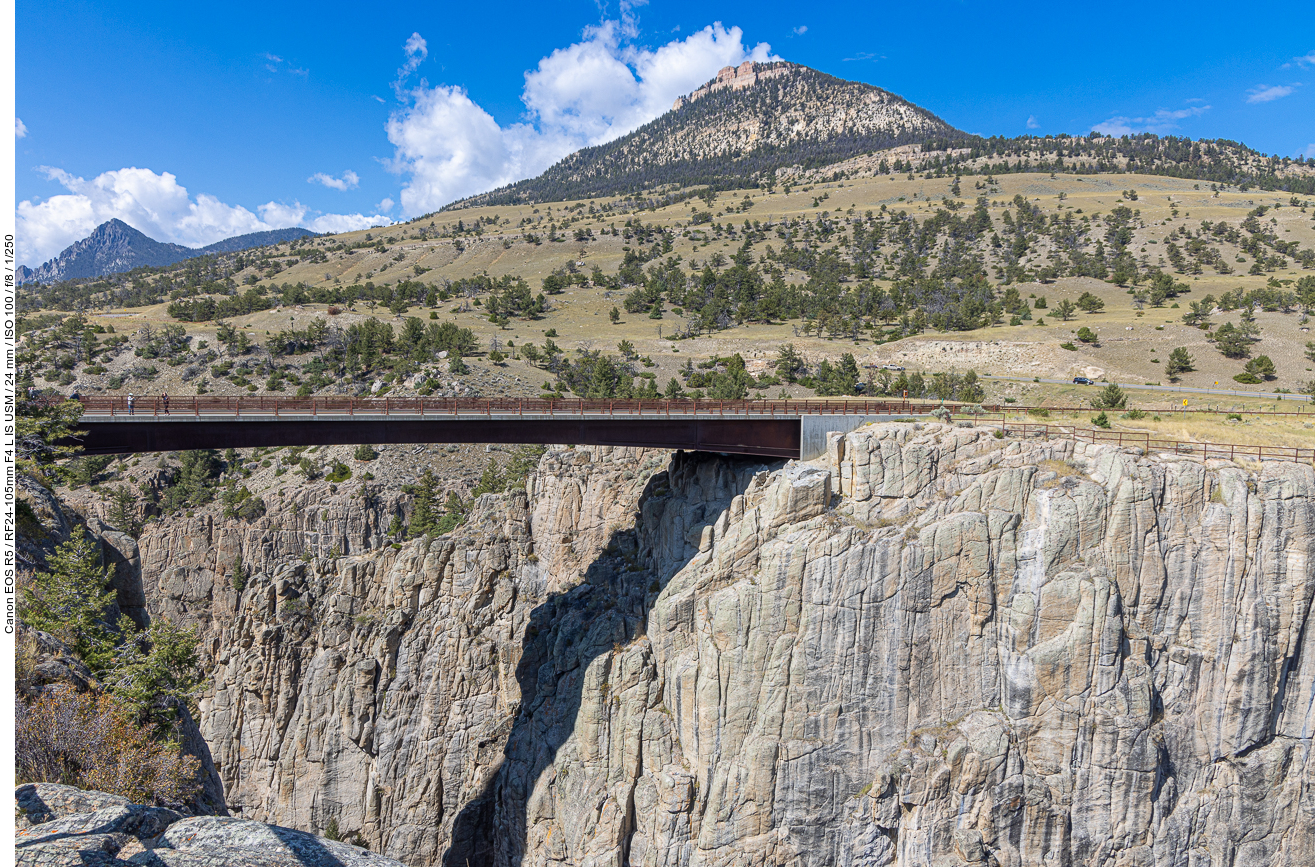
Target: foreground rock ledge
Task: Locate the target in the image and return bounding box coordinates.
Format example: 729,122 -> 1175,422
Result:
15,783 -> 404,867
140,424 -> 1314,866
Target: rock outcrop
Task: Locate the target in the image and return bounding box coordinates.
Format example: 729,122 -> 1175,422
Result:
15,783 -> 402,867
671,61 -> 798,110
143,425 -> 1315,866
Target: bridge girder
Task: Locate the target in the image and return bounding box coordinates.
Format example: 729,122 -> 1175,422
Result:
73,418 -> 803,459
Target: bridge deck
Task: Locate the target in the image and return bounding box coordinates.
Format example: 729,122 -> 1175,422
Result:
70,396 -> 963,459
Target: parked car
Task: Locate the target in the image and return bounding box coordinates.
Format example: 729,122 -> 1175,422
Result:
1072,376 -> 1094,385
882,364 -> 906,371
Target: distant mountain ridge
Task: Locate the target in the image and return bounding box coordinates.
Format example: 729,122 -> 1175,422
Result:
451,62 -> 962,208
17,220 -> 316,284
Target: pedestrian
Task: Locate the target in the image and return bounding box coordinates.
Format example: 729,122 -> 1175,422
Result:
127,392 -> 135,415
161,392 -> 170,414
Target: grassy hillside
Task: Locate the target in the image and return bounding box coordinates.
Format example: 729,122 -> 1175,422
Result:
18,170 -> 1315,413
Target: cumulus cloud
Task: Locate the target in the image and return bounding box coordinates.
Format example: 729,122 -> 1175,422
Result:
386,21 -> 776,215
1026,115 -> 1039,129
308,170 -> 360,191
1246,84 -> 1296,104
16,117 -> 28,138
1092,104 -> 1211,136
16,166 -> 389,267
793,25 -> 808,36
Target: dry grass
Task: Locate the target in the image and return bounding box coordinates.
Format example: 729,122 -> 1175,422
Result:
52,170 -> 1315,416
1020,410 -> 1315,450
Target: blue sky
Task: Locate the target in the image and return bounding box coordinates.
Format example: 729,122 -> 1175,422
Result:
15,0 -> 1315,266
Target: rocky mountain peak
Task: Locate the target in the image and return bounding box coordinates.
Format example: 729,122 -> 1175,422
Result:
452,63 -> 963,208
18,220 -> 317,285
671,60 -> 798,110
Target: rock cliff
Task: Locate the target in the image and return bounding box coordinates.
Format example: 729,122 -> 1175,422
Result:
144,424 -> 1315,866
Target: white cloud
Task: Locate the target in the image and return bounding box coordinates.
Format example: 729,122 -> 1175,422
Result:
263,52 -> 308,77
16,166 -> 389,266
16,117 -> 27,138
1286,50 -> 1315,69
1246,84 -> 1295,104
308,170 -> 360,191
376,197 -> 395,212
386,20 -> 777,215
1092,104 -> 1210,136
1303,143 -> 1315,158
394,32 -> 428,95
1026,115 -> 1039,129
793,25 -> 808,36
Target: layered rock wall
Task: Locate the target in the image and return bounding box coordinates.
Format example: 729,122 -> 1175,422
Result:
151,425 -> 1315,866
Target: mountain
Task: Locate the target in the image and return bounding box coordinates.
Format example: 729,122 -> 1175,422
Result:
17,220 -> 316,284
452,61 -> 963,208
453,62 -> 1315,210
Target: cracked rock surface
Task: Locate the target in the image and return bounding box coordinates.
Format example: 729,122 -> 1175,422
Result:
138,425 -> 1314,866
15,783 -> 401,867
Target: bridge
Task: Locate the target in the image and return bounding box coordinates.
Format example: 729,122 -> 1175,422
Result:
71,396 -> 965,460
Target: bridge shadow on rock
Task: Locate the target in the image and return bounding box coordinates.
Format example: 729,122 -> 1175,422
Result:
442,452 -> 778,867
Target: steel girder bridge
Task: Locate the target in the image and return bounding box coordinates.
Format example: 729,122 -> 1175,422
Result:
70,396 -> 970,460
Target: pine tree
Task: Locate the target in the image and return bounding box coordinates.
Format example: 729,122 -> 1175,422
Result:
408,469 -> 441,537
20,528 -> 118,673
1165,347 -> 1194,380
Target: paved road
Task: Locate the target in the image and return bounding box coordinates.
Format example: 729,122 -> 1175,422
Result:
980,375 -> 1312,403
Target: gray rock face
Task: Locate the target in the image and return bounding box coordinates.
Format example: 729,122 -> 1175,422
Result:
147,427 -> 1315,866
14,785 -> 400,867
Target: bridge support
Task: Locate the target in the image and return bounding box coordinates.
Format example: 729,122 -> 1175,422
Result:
800,415 -> 911,460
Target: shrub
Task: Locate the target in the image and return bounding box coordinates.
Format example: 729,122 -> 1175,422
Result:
1060,342 -> 1077,351
326,461 -> 352,483
221,486 -> 266,520
354,443 -> 379,461
16,686 -> 201,806
1091,411 -> 1111,429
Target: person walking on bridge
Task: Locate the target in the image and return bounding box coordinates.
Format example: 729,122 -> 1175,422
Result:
126,393 -> 135,416
161,392 -> 170,414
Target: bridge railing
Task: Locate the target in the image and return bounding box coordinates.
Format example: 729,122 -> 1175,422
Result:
74,395 -> 977,418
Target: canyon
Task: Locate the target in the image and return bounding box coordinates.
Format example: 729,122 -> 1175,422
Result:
96,421 -> 1315,866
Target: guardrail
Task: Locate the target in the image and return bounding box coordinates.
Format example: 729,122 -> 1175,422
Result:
1001,421 -> 1315,462
72,395 -> 972,418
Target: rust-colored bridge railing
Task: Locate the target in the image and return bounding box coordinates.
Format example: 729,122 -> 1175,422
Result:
75,395 -> 980,418
1002,421 -> 1315,463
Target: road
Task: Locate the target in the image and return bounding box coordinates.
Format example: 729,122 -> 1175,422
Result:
980,375 -> 1312,403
